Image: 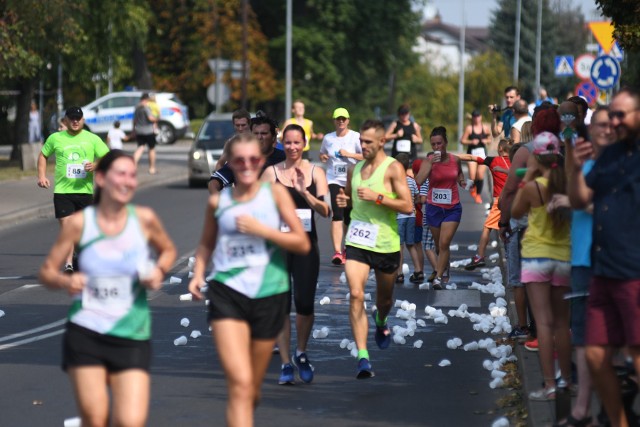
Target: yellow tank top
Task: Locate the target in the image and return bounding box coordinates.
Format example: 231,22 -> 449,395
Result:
521,177 -> 571,261
284,118 -> 313,151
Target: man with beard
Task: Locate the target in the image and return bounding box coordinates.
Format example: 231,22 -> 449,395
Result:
336,119 -> 413,379
568,87 -> 640,427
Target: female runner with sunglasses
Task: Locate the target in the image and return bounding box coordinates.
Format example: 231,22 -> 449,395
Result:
39,150 -> 176,427
189,132 -> 310,426
261,124 -> 330,385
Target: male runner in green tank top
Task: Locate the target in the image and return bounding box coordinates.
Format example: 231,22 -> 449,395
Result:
336,119 -> 413,378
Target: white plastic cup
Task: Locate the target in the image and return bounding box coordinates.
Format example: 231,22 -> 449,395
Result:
179,293 -> 193,301
190,330 -> 202,339
433,150 -> 442,162
180,318 -> 190,327
64,417 -> 81,427
173,336 -> 187,346
169,276 -> 182,284
188,256 -> 196,269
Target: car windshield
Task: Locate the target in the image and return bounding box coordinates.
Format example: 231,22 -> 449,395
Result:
195,120 -> 235,150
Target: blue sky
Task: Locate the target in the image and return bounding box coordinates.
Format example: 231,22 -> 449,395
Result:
425,0 -> 606,27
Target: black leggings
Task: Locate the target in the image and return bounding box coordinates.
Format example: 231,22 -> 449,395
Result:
287,240 -> 320,316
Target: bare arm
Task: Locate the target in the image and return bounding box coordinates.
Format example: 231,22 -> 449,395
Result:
137,207 -> 177,290
188,195 -> 219,300
412,122 -> 423,144
415,155 -> 434,186
39,212 -> 85,294
354,162 -> 413,214
384,122 -> 399,140
37,152 -> 50,188
304,167 -> 330,217
338,149 -> 364,161
566,139 -> 594,209
490,108 -> 503,137
460,125 -> 474,146
498,147 -> 529,224
511,127 -> 521,144
511,182 -> 535,220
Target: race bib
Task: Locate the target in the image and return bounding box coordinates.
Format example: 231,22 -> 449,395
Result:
218,235 -> 268,269
396,139 -> 411,153
82,276 -> 133,314
347,220 -> 379,248
333,161 -> 348,177
280,209 -> 312,232
471,147 -> 486,159
66,164 -> 87,179
432,188 -> 452,204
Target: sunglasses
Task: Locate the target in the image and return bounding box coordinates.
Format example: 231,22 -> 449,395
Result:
608,109 -> 638,120
230,156 -> 262,168
334,117 -> 348,121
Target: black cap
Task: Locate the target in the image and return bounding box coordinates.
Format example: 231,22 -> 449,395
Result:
471,109 -> 481,117
65,106 -> 83,120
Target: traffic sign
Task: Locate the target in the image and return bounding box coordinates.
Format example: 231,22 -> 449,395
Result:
598,41 -> 624,61
575,80 -> 598,106
588,22 -> 615,54
574,54 -> 595,80
555,55 -> 574,77
590,55 -> 621,90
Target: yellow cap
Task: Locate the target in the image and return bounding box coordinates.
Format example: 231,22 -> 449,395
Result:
332,107 -> 350,119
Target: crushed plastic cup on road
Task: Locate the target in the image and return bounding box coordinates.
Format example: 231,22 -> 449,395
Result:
169,276 -> 182,284
188,271 -> 194,278
339,272 -> 347,283
490,240 -> 498,248
418,283 -> 429,290
489,253 -> 500,260
180,318 -> 190,327
190,330 -> 202,339
179,293 -> 193,301
340,338 -> 350,349
413,340 -> 423,348
467,244 -> 478,251
64,417 -> 81,427
449,244 -> 459,251
364,293 -> 371,301
0,309 -> 5,318
173,336 -> 187,346
350,347 -> 358,358
319,296 -> 330,305
491,416 -> 510,427
402,263 -> 410,275
188,256 -> 195,269
438,359 -> 451,367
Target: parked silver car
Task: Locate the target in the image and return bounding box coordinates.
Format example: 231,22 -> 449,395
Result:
187,113 -> 235,187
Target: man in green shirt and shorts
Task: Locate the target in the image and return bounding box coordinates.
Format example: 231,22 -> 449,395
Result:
336,119 -> 413,378
37,106 -> 110,273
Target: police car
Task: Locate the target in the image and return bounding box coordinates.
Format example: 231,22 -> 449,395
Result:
81,91 -> 191,145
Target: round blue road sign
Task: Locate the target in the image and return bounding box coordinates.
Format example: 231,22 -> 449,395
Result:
590,55 -> 620,90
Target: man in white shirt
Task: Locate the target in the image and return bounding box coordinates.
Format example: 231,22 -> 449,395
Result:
319,108 -> 363,265
106,121 -> 128,150
510,100 -> 532,143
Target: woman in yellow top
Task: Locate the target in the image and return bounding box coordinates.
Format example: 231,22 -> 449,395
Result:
281,100 -> 324,160
511,132 -> 572,402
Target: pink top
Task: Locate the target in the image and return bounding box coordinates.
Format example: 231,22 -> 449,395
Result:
426,153 -> 460,208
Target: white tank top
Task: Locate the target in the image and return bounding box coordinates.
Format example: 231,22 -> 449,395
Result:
72,205 -> 152,340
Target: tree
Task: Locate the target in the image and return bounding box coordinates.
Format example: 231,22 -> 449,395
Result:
595,0 -> 640,52
489,0 -> 588,102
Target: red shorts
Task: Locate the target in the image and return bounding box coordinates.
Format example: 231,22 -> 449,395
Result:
585,276 -> 640,347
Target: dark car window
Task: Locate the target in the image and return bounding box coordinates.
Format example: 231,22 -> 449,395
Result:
196,120 -> 235,150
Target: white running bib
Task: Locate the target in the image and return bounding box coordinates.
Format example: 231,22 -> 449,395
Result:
66,164 -> 87,179
347,220 -> 379,248
333,161 -> 348,178
431,188 -> 452,204
396,139 -> 411,153
217,235 -> 268,270
82,276 -> 133,313
281,209 -> 312,232
471,147 -> 486,159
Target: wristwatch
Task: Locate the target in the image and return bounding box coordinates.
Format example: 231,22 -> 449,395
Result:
376,194 -> 384,205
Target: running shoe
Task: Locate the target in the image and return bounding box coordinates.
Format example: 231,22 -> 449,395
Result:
395,274 -> 404,284
529,386 -> 555,401
464,255 -> 486,271
372,310 -> 391,349
356,358 -> 374,379
409,271 -> 424,283
64,264 -> 74,275
426,271 -> 437,282
278,363 -> 295,385
293,353 -> 314,383
524,338 -> 539,352
272,345 -> 280,354
331,251 -> 343,266
508,326 -> 529,341
432,277 -> 443,290
474,194 -> 483,204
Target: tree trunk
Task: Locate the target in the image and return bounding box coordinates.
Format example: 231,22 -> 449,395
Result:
10,78 -> 37,161
132,41 -> 153,90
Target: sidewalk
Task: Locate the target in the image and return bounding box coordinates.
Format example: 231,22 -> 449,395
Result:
0,152 -> 187,231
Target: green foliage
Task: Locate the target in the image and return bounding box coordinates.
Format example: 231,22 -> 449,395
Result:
464,51 -> 512,113
595,0 -> 640,52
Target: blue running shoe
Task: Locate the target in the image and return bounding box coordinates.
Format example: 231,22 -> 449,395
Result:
278,363 -> 295,385
356,358 -> 374,379
293,353 -> 314,383
372,310 -> 391,349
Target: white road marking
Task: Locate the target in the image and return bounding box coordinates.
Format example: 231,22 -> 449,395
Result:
0,318 -> 66,343
0,329 -> 64,351
0,276 -> 24,280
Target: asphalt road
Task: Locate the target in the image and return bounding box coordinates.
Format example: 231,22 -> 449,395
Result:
0,151 -> 517,427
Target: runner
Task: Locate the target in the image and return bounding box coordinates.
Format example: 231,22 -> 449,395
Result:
385,104 -> 423,161
511,132 -> 572,402
335,119 -> 413,378
188,133 -> 310,425
38,149 -> 177,427
319,107 -> 363,265
415,126 -> 467,290
567,88 -> 640,426
461,139 -> 512,270
393,153 -> 420,284
37,106 -> 110,273
460,110 -> 491,204
281,100 -> 324,160
261,124 -> 330,385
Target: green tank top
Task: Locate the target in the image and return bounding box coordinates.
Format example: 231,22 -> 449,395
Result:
345,157 -> 399,253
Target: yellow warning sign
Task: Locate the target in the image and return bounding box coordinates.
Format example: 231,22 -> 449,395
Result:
589,21 -> 615,54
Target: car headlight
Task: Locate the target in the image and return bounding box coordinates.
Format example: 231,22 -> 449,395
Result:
192,150 -> 205,160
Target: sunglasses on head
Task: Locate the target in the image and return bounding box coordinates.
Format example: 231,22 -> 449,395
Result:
230,156 -> 262,168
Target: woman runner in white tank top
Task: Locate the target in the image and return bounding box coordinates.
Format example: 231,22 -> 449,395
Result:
189,133 -> 310,426
39,150 -> 176,427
